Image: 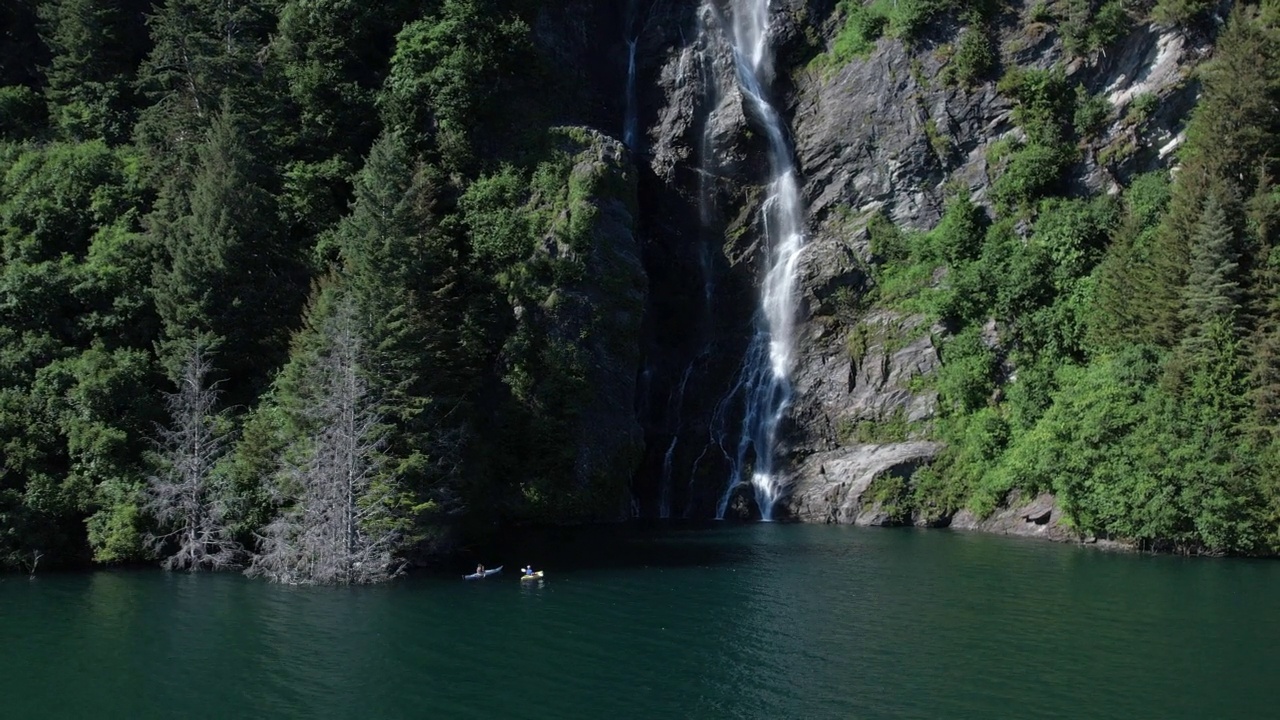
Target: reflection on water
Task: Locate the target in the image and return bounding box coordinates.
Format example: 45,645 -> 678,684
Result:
2,525 -> 1277,719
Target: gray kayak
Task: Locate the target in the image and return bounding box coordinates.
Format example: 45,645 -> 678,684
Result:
463,565 -> 503,580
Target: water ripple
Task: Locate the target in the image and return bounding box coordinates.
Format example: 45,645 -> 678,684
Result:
2,526 -> 1278,719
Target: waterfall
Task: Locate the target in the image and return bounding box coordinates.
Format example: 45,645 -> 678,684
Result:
658,362 -> 697,518
715,0 -> 805,521
659,436 -> 678,518
624,36 -> 639,150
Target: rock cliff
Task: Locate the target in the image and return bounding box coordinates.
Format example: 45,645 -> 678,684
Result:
774,5 -> 1209,532
619,0 -> 1213,537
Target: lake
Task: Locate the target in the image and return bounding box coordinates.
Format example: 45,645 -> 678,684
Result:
1,524 -> 1276,719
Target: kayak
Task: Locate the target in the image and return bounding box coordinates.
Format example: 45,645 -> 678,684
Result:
463,565 -> 503,580
520,571 -> 545,581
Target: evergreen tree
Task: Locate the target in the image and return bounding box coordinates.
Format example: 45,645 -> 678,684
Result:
336,131 -> 471,517
1179,193 -> 1244,352
275,0 -> 408,157
273,0 -> 414,237
133,0 -> 276,180
1184,5 -> 1280,186
1135,7 -> 1280,346
248,294 -> 411,585
0,0 -> 49,89
379,0 -> 538,173
153,103 -> 301,403
37,0 -> 149,143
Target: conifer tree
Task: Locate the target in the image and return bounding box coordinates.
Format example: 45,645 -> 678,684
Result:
336,130 -> 470,514
0,0 -> 48,89
145,343 -> 239,570
1180,193 -> 1244,351
1135,7 -> 1280,346
37,0 -> 148,142
133,0 -> 276,178
153,103 -> 300,403
273,0 -> 414,237
248,294 -> 410,585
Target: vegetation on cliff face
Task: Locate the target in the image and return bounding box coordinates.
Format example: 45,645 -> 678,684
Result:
0,0 -> 639,576
850,3 -> 1280,554
3,0 -> 1277,572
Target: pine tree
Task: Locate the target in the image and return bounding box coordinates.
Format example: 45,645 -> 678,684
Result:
145,343 -> 239,570
379,0 -> 538,172
248,294 -> 410,585
0,0 -> 48,89
273,0 -> 415,238
1184,4 -> 1280,186
1180,193 -> 1244,351
275,0 -> 408,158
336,130 -> 470,515
153,103 -> 301,402
133,0 -> 276,179
1135,7 -> 1280,347
37,0 -> 148,143
1246,171 -> 1280,431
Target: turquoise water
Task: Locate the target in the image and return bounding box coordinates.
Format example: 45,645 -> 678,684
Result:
1,525 -> 1277,718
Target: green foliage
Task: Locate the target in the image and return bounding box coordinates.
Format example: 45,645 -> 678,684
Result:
825,1 -> 888,64
380,0 -> 538,173
810,0 -> 948,71
988,66 -> 1083,214
1073,85 -> 1113,138
1126,92 -> 1158,125
1059,0 -> 1133,55
811,0 -> 1007,73
0,86 -> 46,140
869,7 -> 1280,554
37,0 -> 148,143
924,118 -> 951,161
2,0 -> 1279,569
866,471 -> 912,521
152,105 -> 302,402
998,66 -> 1074,146
991,142 -> 1070,214
461,165 -> 532,266
839,406 -> 913,444
1151,0 -> 1215,25
936,327 -> 998,414
133,0 -> 277,181
945,25 -> 996,87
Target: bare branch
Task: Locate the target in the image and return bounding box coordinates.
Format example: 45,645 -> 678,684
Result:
248,298 -> 408,585
145,342 -> 241,571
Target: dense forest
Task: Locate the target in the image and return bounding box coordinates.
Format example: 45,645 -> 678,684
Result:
2,0 -> 1280,579
850,0 -> 1280,554
0,0 -> 642,578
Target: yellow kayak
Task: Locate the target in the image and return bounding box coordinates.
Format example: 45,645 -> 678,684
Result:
520,571 -> 545,581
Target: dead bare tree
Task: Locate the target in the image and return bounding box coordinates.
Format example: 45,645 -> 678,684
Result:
249,299 -> 408,585
146,342 -> 241,570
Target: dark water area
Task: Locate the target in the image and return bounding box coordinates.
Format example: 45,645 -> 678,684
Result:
2,524 -> 1277,719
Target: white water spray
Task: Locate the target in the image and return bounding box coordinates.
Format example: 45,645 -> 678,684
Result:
715,0 -> 805,521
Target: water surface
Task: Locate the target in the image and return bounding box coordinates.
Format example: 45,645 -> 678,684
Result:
2,525 -> 1276,718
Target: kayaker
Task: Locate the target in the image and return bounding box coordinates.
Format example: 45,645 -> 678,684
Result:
476,563 -> 484,576
523,565 -> 535,577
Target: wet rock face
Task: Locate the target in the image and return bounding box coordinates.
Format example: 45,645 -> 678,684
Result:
785,442 -> 942,523
774,4 -> 1210,526
617,0 -> 1208,524
723,483 -> 763,521
630,0 -> 784,517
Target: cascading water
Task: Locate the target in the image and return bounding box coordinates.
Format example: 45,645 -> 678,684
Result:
714,0 -> 806,521
624,36 -> 639,150
658,362 -> 697,518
